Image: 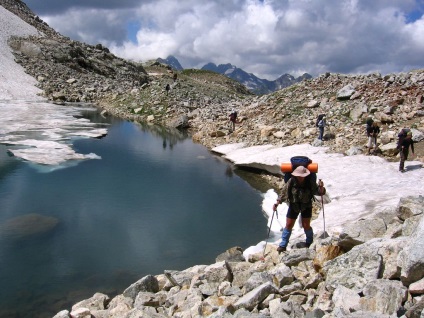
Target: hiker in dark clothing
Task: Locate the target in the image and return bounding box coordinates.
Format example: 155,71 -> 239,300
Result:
229,110 -> 237,132
273,166 -> 326,252
366,122 -> 380,154
316,114 -> 326,140
399,131 -> 415,172
165,84 -> 170,95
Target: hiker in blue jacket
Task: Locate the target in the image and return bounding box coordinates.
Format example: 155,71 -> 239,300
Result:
273,166 -> 326,252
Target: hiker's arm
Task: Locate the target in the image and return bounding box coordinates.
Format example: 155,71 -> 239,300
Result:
273,181 -> 289,210
313,180 -> 326,196
411,140 -> 415,154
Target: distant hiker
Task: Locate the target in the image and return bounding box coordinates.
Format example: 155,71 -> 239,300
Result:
229,110 -> 238,132
316,114 -> 326,140
273,166 -> 326,252
398,129 -> 414,172
165,83 -> 170,95
173,73 -> 178,82
366,121 -> 380,154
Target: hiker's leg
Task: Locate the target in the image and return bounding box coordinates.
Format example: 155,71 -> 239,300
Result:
399,150 -> 407,170
302,218 -> 313,246
279,207 -> 297,248
301,208 -> 313,246
367,137 -> 372,154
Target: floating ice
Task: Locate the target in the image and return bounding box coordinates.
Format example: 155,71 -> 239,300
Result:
0,101 -> 107,167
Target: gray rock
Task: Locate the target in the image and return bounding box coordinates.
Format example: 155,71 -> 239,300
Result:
244,271 -> 274,293
411,128 -> 424,142
52,310 -> 70,318
72,293 -> 110,312
323,244 -> 382,292
380,142 -> 399,156
123,275 -> 159,300
0,213 -> 59,240
345,146 -> 363,156
332,284 -> 360,312
233,281 -> 278,311
216,246 -> 245,262
349,103 -> 368,121
404,297 -> 424,318
399,214 -> 424,286
338,217 -> 387,249
359,279 -> 407,315
200,261 -> 232,284
280,248 -> 316,267
171,114 -> 189,129
337,84 -> 356,100
305,308 -> 325,318
268,263 -> 294,288
397,195 -> 424,221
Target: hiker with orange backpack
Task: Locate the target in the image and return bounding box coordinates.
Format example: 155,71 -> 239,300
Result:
273,165 -> 326,252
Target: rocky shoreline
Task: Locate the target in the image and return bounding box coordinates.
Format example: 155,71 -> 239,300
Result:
52,195 -> 424,318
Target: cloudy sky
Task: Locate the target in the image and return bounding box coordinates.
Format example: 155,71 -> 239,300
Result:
23,0 -> 424,79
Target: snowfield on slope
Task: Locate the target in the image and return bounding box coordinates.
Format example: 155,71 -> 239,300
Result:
213,143 -> 424,256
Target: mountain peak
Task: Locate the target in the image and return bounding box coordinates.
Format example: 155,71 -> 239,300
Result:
201,63 -> 312,95
156,55 -> 183,71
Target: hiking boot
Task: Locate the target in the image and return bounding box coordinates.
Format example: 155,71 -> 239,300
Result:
305,242 -> 312,248
277,246 -> 286,253
400,169 -> 406,173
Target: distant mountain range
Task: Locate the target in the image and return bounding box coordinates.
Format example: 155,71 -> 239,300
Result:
156,56 -> 312,95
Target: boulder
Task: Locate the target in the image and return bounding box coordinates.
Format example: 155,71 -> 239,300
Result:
199,261 -> 232,284
359,279 -> 407,316
0,213 -> 59,240
349,103 -> 368,121
313,245 -> 344,273
233,281 -> 279,311
123,275 -> 159,300
171,115 -> 189,129
72,293 -> 110,312
337,84 -> 355,100
396,195 -> 424,221
338,218 -> 387,250
216,246 -> 245,262
399,214 -> 424,285
323,243 -> 382,292
379,142 -> 399,156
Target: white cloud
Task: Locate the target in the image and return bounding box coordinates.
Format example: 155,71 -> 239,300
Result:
33,0 -> 424,79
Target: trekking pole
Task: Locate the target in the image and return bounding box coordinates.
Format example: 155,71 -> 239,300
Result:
261,208 -> 276,261
319,179 -> 326,239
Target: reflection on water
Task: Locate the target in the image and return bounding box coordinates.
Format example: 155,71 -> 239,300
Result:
0,115 -> 267,317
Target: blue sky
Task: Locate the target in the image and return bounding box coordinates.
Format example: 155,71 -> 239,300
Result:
23,0 -> 424,79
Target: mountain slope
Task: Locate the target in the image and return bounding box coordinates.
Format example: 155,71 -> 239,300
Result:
1,0 -> 423,169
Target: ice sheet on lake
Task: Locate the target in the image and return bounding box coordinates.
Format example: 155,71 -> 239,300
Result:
0,101 -> 107,167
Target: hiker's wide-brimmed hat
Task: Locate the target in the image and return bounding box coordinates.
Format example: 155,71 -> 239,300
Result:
292,166 -> 310,177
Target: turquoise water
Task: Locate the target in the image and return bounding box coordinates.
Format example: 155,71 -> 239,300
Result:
0,114 -> 266,317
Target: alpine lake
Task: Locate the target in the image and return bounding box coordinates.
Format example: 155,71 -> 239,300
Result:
0,107 -> 269,317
